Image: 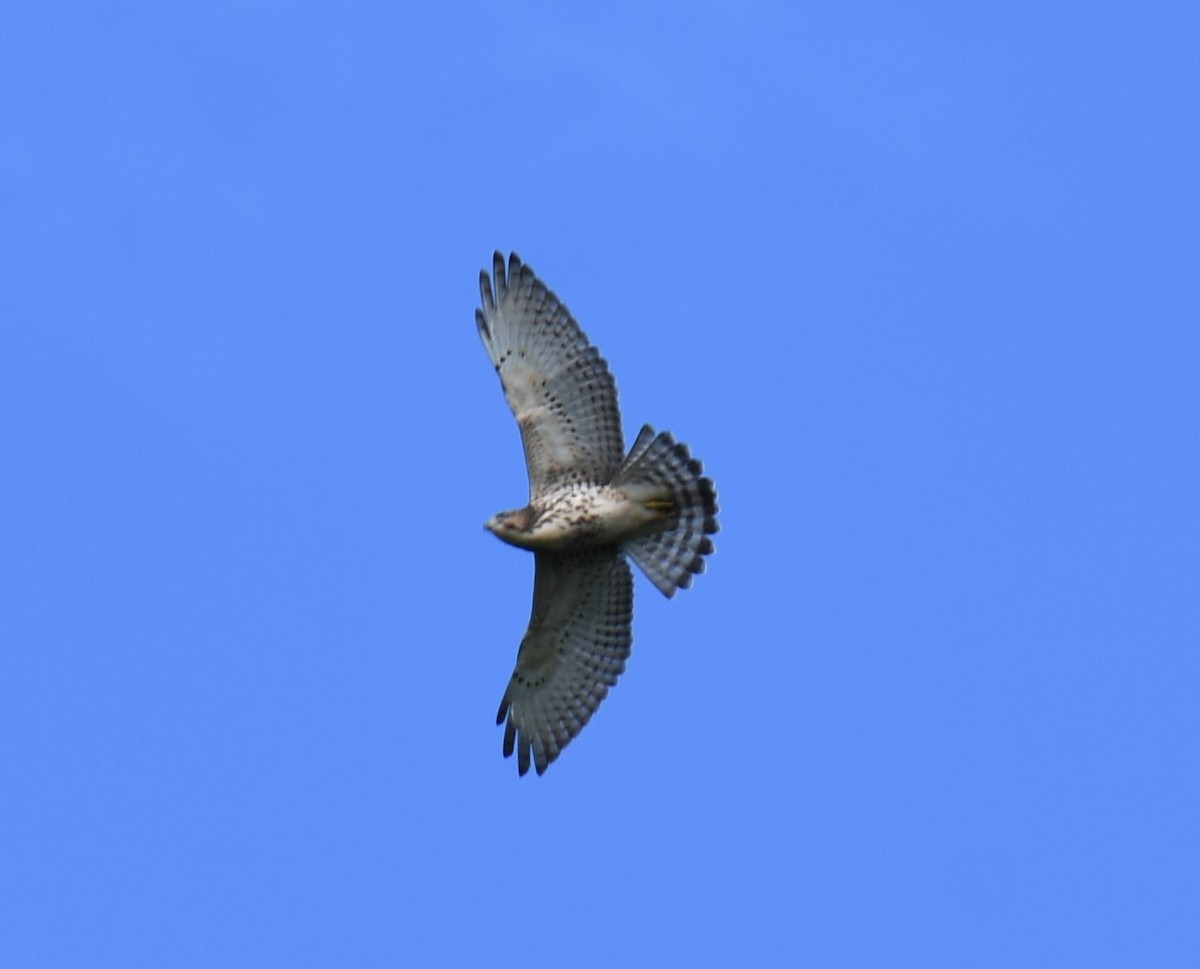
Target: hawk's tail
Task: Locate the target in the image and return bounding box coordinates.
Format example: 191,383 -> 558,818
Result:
614,425 -> 719,598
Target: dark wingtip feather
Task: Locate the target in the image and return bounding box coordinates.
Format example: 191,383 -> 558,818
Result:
517,735 -> 531,776
492,251 -> 508,298
479,268 -> 494,314
474,307 -> 490,344
506,251 -> 523,290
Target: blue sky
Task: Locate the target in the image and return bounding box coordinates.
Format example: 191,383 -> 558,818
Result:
3,2 -> 1198,966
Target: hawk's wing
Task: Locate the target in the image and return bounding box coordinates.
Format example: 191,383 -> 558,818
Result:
496,549 -> 634,776
475,252 -> 625,496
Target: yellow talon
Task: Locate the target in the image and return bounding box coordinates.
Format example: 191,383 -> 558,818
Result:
644,498 -> 675,512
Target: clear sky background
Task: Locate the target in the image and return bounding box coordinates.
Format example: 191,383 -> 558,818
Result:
3,2 -> 1198,966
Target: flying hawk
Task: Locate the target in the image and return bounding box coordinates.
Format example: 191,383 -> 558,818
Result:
475,252 -> 718,776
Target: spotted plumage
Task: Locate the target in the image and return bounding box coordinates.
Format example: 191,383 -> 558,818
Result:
476,252 -> 718,776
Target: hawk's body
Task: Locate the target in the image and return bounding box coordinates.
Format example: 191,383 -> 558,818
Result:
475,252 -> 718,776
489,481 -> 666,552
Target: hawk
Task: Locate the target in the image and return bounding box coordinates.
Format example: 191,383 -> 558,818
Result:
475,252 -> 719,776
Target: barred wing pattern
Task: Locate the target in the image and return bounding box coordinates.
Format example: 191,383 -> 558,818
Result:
496,550 -> 634,776
475,252 -> 625,496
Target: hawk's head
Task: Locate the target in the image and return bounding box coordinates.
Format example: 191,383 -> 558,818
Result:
485,507 -> 535,547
